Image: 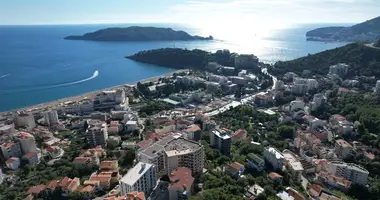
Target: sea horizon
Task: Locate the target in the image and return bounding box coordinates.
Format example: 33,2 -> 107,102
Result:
0,23 -> 349,112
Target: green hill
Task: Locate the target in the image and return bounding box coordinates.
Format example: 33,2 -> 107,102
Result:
269,43 -> 380,78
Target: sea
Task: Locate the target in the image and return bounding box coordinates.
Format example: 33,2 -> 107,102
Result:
0,23 -> 349,112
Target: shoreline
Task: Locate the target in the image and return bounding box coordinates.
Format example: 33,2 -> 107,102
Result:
0,70 -> 185,114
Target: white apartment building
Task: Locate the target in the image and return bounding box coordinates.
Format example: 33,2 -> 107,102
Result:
85,122 -> 108,147
264,147 -> 284,170
329,63 -> 349,78
307,79 -> 319,91
289,100 -> 305,112
120,162 -> 157,197
208,74 -> 228,85
335,139 -> 355,159
44,109 -> 59,126
126,121 -> 138,132
15,113 -> 35,130
138,135 -> 204,176
328,161 -> 369,185
311,93 -> 327,111
374,80 -> 380,95
282,150 -> 304,182
15,131 -> 37,154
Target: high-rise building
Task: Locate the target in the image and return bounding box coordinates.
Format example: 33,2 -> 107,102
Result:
328,161 -> 368,185
328,63 -> 349,78
14,113 -> 35,130
312,93 -> 327,108
334,139 -> 355,159
15,131 -> 37,155
263,147 -> 284,170
120,162 -> 157,197
0,142 -> 22,160
85,122 -> 108,147
44,110 -> 59,126
211,129 -> 231,156
138,135 -> 204,175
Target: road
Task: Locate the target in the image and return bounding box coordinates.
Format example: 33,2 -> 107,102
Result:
204,68 -> 277,116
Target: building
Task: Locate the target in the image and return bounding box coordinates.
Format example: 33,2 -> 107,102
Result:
328,63 -> 349,78
289,100 -> 305,113
104,192 -> 146,200
307,79 -> 319,91
126,121 -> 138,132
0,142 -> 22,160
234,54 -> 259,69
264,147 -> 284,170
168,167 -> 194,200
268,172 -> 283,184
15,131 -> 37,155
282,150 -> 304,182
231,129 -> 247,141
247,153 -> 265,171
317,171 -> 352,191
226,162 -> 245,178
85,122 -> 108,147
184,124 -> 201,141
330,115 -> 354,136
205,81 -> 220,94
15,112 -> 35,130
120,162 -> 157,197
328,161 -> 369,185
22,152 -> 39,165
0,124 -> 15,135
44,109 -> 59,126
6,157 -> 20,170
255,94 -> 270,107
138,135 -> 204,175
374,80 -> 380,94
275,80 -> 285,91
208,74 -> 228,84
211,129 -> 231,156
311,93 -> 327,110
229,76 -> 248,86
334,139 -> 355,159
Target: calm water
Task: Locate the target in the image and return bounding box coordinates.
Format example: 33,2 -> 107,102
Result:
0,23 -> 348,111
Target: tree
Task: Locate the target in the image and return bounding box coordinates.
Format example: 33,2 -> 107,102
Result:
277,125 -> 295,139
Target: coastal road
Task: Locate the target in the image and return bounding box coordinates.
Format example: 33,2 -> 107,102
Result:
204,68 -> 277,116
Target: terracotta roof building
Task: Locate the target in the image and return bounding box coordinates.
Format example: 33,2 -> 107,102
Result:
169,168 -> 194,200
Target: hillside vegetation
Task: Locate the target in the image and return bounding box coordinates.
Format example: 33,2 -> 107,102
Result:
269,43 -> 380,78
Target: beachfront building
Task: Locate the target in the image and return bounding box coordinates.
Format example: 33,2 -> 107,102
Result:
44,109 -> 59,126
15,131 -> 37,155
120,162 -> 157,197
15,112 -> 36,130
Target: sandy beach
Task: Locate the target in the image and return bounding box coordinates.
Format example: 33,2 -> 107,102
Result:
0,69 -> 186,114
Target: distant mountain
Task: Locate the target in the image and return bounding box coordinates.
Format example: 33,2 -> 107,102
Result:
64,26 -> 213,42
306,16 -> 380,42
269,43 -> 380,78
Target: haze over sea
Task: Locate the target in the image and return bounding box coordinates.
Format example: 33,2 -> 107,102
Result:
0,23 -> 348,112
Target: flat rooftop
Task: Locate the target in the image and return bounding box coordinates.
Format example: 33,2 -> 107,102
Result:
213,129 -> 231,140
120,162 -> 154,186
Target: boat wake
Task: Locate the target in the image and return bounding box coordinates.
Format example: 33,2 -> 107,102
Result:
0,74 -> 10,79
0,71 -> 99,95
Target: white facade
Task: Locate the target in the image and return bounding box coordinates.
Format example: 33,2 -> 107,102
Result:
335,139 -> 355,159
85,122 -> 108,147
328,161 -> 368,185
44,110 -> 59,126
6,157 -> 20,170
275,80 -> 285,90
126,121 -> 138,132
282,150 -> 304,182
289,100 -> 305,112
307,79 -> 319,91
264,147 -> 284,170
312,93 -> 327,109
0,124 -> 15,135
120,162 -> 157,197
329,63 -> 349,77
15,113 -> 35,129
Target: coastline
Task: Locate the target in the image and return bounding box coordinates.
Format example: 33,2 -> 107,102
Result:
0,70 -> 185,114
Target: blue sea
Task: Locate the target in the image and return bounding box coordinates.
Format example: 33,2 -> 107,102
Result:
0,23 -> 348,112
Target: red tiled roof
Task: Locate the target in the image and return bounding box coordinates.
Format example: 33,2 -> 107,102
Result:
6,157 -> 19,164
4,142 -> 15,148
365,152 -> 375,160
232,129 -> 247,139
81,185 -> 95,193
67,177 -> 80,191
23,152 -> 37,159
309,184 -> 323,197
336,139 -> 352,148
137,139 -> 152,149
185,124 -> 201,133
47,146 -> 57,152
59,177 -> 72,188
100,160 -> 117,169
46,180 -> 58,189
27,184 -> 46,195
169,167 -> 194,191
73,157 -> 91,163
126,192 -> 145,200
314,159 -> 328,165
268,172 -> 283,179
228,162 -> 244,173
288,188 -> 305,200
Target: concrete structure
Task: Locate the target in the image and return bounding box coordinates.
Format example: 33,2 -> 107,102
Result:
205,81 -> 220,93
330,115 -> 354,136
317,171 -> 352,191
0,124 -> 15,135
226,162 -> 245,178
234,54 -> 259,69
374,80 -> 380,95
208,74 -> 228,85
168,167 -> 194,200
126,121 -> 138,132
138,135 -> 204,175
231,129 -> 247,141
15,131 -> 37,155
0,142 -> 22,160
255,94 -> 270,107
6,157 -> 20,170
334,139 -> 355,159
328,161 -> 369,185
311,93 -> 327,111
15,113 -> 35,130
263,147 -> 284,170
269,172 -> 283,184
120,162 -> 157,197
329,63 -> 349,78
275,80 -> 285,90
22,152 -> 39,165
211,129 -> 231,156
44,109 -> 59,126
289,100 -> 305,112
229,76 -> 248,86
247,153 -> 265,171
85,122 -> 108,147
282,150 -> 304,182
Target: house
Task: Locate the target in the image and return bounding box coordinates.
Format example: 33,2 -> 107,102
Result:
47,146 -> 62,159
268,172 -> 283,184
317,171 -> 352,191
313,159 -> 328,173
6,157 -> 20,170
22,152 -> 39,165
27,184 -> 46,197
45,180 -> 59,193
246,153 -> 265,171
73,157 -> 93,168
168,168 -> 194,200
100,160 -> 119,171
232,129 -> 247,141
226,162 -> 245,177
184,124 -> 201,141
84,172 -> 112,190
67,177 -> 80,193
308,184 -> 323,198
104,192 -> 145,200
287,188 -> 305,200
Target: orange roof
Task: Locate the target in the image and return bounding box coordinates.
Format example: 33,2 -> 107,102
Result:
6,157 -> 19,164
169,167 -> 194,191
228,162 -> 244,172
232,129 -> 247,139
268,172 -> 283,179
24,194 -> 34,200
46,180 -> 59,189
4,142 -> 15,148
104,191 -> 145,200
185,124 -> 201,133
309,184 -> 323,197
47,146 -> 57,152
27,184 -> 46,195
84,180 -> 100,186
73,157 -> 91,163
23,152 -> 37,159
67,177 -> 80,191
364,152 -> 375,160
336,139 -> 352,148
100,160 -> 117,169
59,177 -> 72,188
288,188 -> 305,200
81,185 -> 95,193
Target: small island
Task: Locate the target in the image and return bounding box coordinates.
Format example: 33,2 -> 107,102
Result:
306,16 -> 380,42
64,26 -> 213,42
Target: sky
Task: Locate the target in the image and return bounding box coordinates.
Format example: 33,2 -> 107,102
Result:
0,0 -> 379,26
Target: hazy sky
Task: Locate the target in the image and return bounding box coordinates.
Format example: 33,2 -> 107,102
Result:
1,0 -> 379,25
